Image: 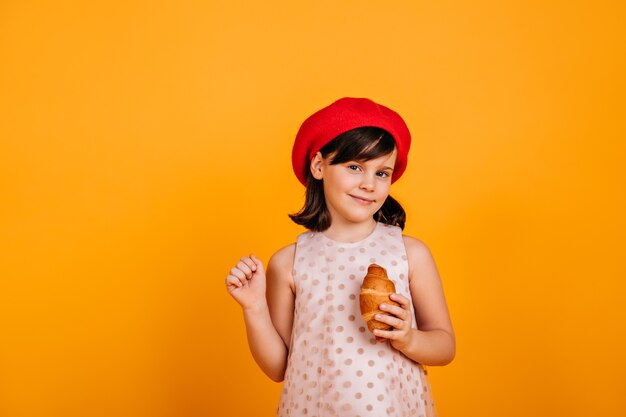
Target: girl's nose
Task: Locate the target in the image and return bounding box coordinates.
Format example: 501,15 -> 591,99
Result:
360,175 -> 375,191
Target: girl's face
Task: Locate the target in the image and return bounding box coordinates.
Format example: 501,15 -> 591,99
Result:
312,149 -> 398,226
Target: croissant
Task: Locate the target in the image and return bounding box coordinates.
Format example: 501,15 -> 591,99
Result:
359,264 -> 400,342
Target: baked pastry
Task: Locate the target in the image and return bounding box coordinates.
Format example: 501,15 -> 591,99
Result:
359,264 -> 400,341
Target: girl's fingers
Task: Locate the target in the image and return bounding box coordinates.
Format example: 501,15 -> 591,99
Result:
229,268 -> 249,287
236,261 -> 253,278
375,313 -> 404,329
240,256 -> 257,272
390,293 -> 411,308
225,253 -> 264,294
226,274 -> 244,289
379,303 -> 408,320
372,328 -> 395,340
230,267 -> 245,280
250,254 -> 265,274
225,255 -> 263,294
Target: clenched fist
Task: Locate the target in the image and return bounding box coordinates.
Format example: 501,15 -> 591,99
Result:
225,254 -> 267,310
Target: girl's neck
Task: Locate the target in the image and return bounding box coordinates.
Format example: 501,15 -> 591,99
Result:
321,219 -> 378,243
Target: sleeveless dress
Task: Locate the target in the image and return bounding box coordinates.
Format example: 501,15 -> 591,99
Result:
277,222 -> 438,417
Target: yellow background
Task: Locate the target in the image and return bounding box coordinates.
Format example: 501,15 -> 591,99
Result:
1,1 -> 625,416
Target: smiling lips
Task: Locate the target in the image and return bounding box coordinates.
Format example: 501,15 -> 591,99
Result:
349,194 -> 375,205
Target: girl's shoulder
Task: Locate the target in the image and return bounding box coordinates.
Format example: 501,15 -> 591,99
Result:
401,233 -> 438,280
401,234 -> 430,253
266,242 -> 297,287
267,228 -> 315,274
268,242 -> 296,272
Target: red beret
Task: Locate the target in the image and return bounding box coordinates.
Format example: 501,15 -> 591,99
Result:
292,97 -> 411,186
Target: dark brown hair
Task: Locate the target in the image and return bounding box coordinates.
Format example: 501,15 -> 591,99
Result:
289,127 -> 406,231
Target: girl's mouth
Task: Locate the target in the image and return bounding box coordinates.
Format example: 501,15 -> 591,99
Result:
349,194 -> 375,205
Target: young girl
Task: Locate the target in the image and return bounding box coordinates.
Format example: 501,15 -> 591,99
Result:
225,97 -> 455,417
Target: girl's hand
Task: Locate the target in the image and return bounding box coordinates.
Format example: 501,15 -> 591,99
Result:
225,254 -> 267,311
373,293 -> 415,352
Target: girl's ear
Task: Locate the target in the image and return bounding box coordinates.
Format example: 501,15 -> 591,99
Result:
310,152 -> 325,180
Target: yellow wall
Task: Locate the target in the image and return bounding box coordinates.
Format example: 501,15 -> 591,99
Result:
1,1 -> 625,416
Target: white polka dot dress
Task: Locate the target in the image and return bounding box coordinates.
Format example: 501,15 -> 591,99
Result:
277,222 -> 438,417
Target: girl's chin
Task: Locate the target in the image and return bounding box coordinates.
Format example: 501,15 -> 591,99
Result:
341,212 -> 378,224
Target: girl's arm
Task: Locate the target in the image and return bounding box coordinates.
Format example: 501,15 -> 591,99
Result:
226,245 -> 295,382
372,236 -> 456,366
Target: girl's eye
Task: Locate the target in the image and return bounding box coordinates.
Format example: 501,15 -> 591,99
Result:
346,165 -> 390,178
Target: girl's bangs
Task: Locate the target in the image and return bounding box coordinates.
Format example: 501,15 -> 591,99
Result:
322,127 -> 396,165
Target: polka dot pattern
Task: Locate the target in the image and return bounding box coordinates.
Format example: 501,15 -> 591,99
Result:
278,222 -> 437,417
